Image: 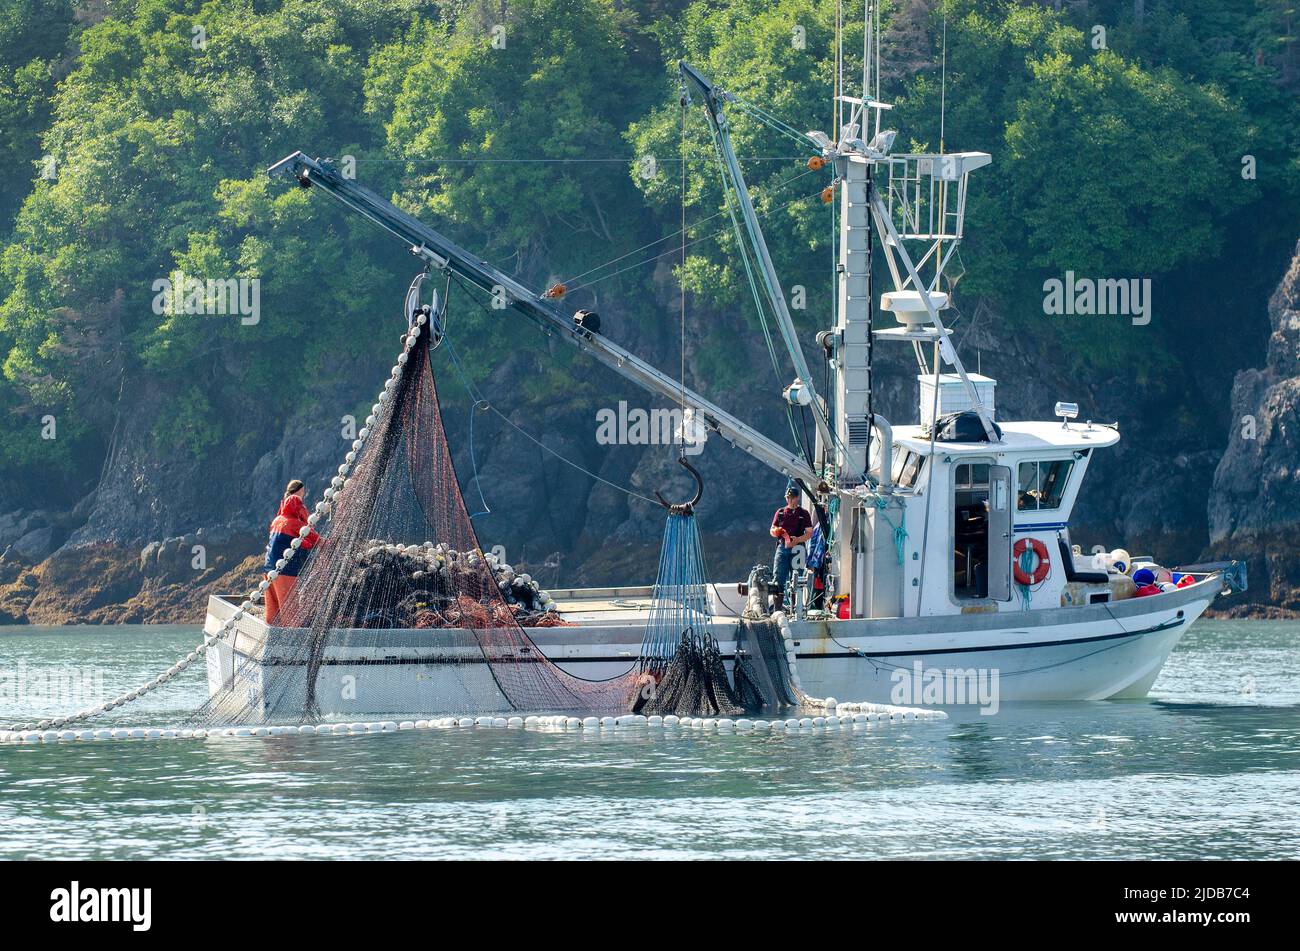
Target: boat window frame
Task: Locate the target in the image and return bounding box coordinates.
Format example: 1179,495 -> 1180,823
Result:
892,449 -> 925,489
1016,458 -> 1075,511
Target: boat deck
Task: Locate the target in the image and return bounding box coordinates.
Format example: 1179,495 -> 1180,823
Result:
547,583 -> 747,627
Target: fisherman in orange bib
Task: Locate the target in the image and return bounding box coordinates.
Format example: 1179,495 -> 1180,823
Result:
263,479 -> 319,623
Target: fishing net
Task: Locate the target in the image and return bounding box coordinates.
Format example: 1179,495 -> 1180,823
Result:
632,513 -> 745,718
194,319 -> 642,726
732,617 -> 801,711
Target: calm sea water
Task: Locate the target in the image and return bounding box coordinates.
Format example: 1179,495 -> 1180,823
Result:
0,620 -> 1296,860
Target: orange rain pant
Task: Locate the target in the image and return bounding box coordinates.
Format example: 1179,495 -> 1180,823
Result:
264,573 -> 298,624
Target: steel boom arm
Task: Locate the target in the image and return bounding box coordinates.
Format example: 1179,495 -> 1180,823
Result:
677,62 -> 836,458
267,151 -> 818,485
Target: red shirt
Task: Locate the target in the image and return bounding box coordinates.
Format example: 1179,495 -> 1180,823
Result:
772,505 -> 812,538
269,494 -> 319,550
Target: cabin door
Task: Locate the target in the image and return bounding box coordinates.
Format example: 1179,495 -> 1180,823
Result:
987,465 -> 1013,601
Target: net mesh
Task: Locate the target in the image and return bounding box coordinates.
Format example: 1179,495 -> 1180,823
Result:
631,513 -> 747,718
732,617 -> 801,711
195,323 -> 640,725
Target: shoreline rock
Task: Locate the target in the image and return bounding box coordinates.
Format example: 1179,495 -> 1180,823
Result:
1204,239 -> 1300,615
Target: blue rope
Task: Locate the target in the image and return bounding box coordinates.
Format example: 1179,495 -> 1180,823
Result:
640,512 -> 712,666
863,493 -> 907,565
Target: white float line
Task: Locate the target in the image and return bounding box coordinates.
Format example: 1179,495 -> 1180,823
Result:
4,320 -> 430,735
770,611 -> 949,722
0,707 -> 949,744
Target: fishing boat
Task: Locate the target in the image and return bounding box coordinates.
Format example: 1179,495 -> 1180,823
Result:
204,12 -> 1244,719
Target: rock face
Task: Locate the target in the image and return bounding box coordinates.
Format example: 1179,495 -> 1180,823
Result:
5,542 -> 264,625
1205,240 -> 1300,615
69,373 -> 362,546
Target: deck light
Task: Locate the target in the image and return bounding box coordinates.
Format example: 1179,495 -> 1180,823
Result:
1055,401 -> 1080,429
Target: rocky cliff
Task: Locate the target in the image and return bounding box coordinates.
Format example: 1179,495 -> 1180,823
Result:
1204,239 -> 1300,616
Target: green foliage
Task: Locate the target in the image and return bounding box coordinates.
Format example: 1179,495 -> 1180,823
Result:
1006,50 -> 1247,275
0,0 -> 1295,507
370,0 -> 661,377
0,0 -> 415,497
0,0 -> 76,239
152,383 -> 224,453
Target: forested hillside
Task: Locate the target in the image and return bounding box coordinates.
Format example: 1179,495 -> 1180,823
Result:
0,0 -> 1297,621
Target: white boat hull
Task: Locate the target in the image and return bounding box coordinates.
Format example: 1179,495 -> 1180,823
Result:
203,577 -> 1220,721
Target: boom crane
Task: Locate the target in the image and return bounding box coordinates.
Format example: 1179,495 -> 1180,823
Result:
678,62 -> 837,463
266,150 -> 820,487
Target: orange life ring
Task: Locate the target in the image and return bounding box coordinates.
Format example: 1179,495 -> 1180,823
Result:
1013,538 -> 1050,585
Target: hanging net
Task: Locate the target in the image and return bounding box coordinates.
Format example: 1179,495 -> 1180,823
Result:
194,319 -> 643,726
632,512 -> 746,718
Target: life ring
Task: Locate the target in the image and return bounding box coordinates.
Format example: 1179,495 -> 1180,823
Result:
1013,538 -> 1050,585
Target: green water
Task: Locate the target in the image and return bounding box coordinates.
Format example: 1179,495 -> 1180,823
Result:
0,620 -> 1296,860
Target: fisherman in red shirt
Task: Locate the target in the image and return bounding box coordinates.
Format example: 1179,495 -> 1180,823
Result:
769,483 -> 813,613
263,479 -> 320,623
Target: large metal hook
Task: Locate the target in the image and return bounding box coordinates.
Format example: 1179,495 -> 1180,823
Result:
655,456 -> 704,516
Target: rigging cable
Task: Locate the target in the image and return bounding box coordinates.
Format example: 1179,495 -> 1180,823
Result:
440,275 -> 661,507
699,118 -> 817,466
559,168 -> 822,294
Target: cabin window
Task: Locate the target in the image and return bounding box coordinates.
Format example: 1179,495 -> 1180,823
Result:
1017,460 -> 1074,510
954,463 -> 990,488
893,450 -> 924,488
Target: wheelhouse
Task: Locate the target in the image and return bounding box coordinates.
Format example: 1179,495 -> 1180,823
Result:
864,419 -> 1120,618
